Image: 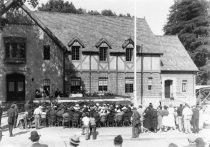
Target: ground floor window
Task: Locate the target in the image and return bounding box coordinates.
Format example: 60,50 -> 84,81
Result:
125,77 -> 133,93
99,77 -> 108,91
43,79 -> 51,97
71,77 -> 81,94
148,77 -> 153,90
182,80 -> 187,92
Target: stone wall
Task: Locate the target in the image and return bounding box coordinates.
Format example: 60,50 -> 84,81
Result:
0,25 -> 64,102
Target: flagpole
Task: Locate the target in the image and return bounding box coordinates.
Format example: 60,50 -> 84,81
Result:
134,0 -> 137,107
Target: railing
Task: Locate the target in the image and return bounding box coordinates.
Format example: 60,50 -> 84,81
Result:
4,57 -> 26,64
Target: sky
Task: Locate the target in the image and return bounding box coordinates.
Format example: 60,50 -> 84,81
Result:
35,0 -> 174,35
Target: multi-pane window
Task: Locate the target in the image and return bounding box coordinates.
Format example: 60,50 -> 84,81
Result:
72,46 -> 80,60
99,77 -> 108,91
99,47 -> 107,61
43,45 -> 50,60
148,77 -> 153,90
182,80 -> 187,92
5,42 -> 26,59
125,77 -> 133,93
71,77 -> 81,93
126,48 -> 133,61
43,79 -> 51,96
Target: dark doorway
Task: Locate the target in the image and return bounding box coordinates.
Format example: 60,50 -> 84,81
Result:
6,73 -> 25,101
165,80 -> 173,98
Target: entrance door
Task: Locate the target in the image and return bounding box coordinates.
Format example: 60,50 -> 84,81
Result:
165,80 -> 173,98
6,73 -> 25,101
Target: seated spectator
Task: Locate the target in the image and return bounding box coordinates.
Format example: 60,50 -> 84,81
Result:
114,135 -> 123,147
29,131 -> 48,147
69,135 -> 80,147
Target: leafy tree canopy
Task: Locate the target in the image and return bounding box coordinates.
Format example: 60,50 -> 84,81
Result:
164,0 -> 210,84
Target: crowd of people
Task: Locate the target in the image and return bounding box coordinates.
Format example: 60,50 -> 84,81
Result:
3,101 -> 210,137
0,100 -> 210,146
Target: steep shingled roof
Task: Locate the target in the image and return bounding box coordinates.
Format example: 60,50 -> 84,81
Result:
33,11 -> 162,54
156,35 -> 198,71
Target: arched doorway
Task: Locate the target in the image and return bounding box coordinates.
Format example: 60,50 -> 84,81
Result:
165,80 -> 173,98
6,73 -> 25,101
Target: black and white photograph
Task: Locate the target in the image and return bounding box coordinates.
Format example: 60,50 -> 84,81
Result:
0,0 -> 210,146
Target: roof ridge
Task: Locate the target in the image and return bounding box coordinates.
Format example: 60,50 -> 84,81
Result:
33,11 -> 146,20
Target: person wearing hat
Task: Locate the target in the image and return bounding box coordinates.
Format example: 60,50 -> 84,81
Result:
29,131 -> 48,147
7,104 -> 16,137
33,106 -> 43,129
131,107 -> 141,138
69,135 -> 80,147
114,135 -> 123,147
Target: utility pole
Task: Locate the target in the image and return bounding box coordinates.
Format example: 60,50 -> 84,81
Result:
133,0 -> 137,107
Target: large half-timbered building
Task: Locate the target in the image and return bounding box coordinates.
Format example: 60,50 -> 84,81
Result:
0,0 -> 198,106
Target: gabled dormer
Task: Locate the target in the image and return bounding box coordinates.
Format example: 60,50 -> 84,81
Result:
95,38 -> 112,61
122,38 -> 134,62
68,37 -> 85,61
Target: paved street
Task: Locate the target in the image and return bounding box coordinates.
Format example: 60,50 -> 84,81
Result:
1,115 -> 210,147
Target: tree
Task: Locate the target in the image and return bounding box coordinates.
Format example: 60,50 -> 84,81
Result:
38,0 -> 80,14
88,10 -> 100,15
164,0 -> 210,84
101,9 -> 117,16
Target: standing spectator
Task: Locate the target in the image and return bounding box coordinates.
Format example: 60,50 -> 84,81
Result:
182,104 -> 193,134
69,135 -> 80,147
162,106 -> 169,131
131,107 -> 141,138
81,112 -> 90,139
0,127 -> 2,142
167,104 -> 176,130
192,105 -> 200,133
177,104 -> 184,132
114,135 -> 123,147
13,103 -> 18,128
144,106 -> 153,131
89,113 -> 97,139
7,104 -> 15,137
137,105 -> 144,132
29,131 -> 48,147
0,101 -> 3,127
55,88 -> 61,98
157,106 -> 163,132
33,106 -> 43,129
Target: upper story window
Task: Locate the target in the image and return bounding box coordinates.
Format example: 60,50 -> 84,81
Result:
122,38 -> 134,61
68,37 -> 85,61
4,37 -> 26,63
99,47 -> 107,61
43,45 -> 50,60
95,38 -> 112,62
72,46 -> 80,61
126,48 -> 133,61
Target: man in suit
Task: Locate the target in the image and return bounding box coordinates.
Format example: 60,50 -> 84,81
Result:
192,105 -> 200,133
29,131 -> 48,147
7,104 -> 15,137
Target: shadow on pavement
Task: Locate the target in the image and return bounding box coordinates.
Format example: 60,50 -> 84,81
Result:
14,130 -> 29,136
